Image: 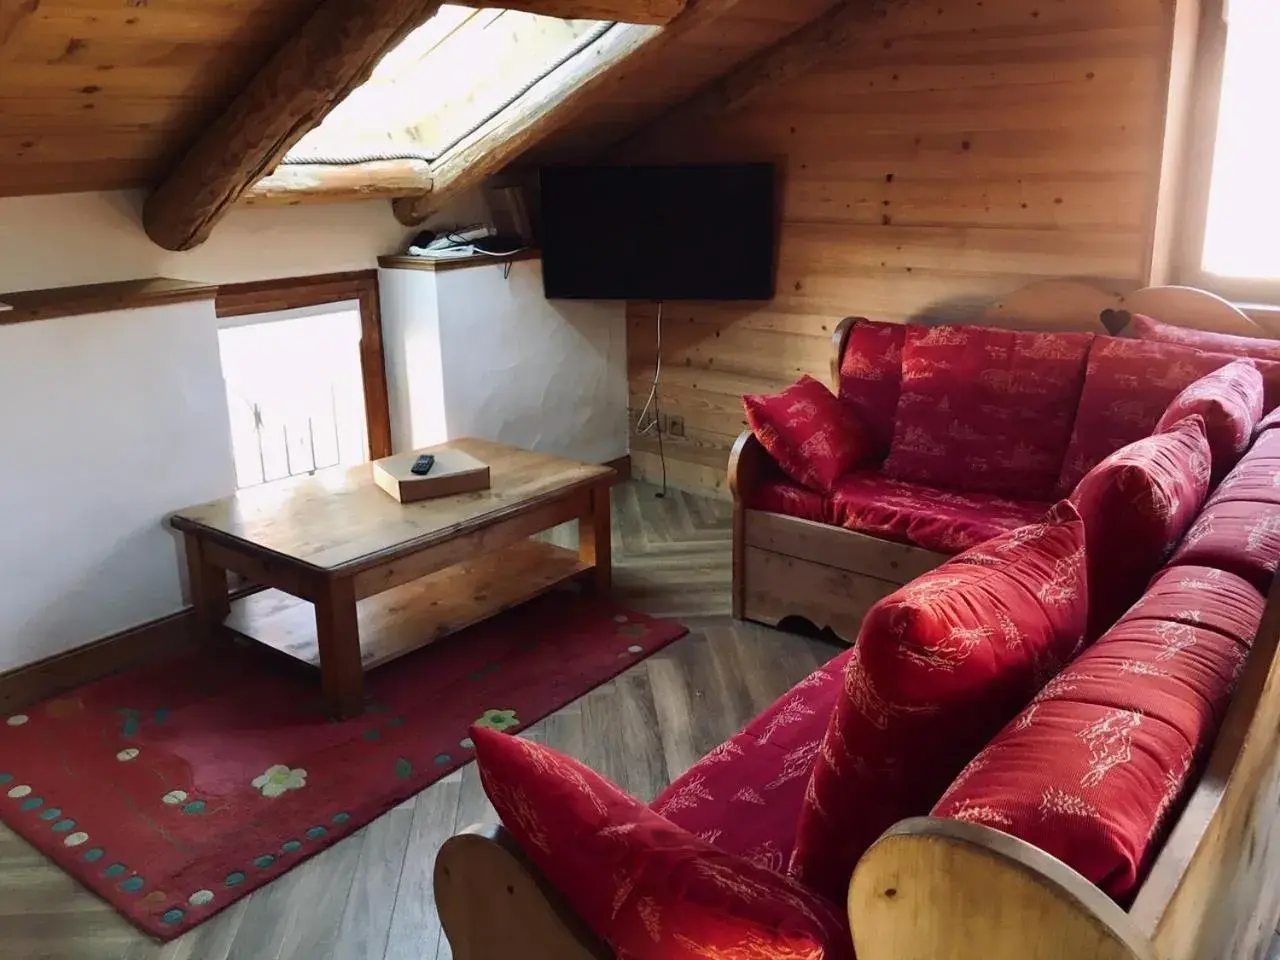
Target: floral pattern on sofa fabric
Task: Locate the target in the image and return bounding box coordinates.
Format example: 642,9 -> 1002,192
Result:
747,477 -> 830,525
837,318 -> 906,457
745,375 -> 874,493
828,470 -> 1052,554
1207,428 -> 1280,507
651,649 -> 852,871
933,572 -> 1259,901
1156,359 -> 1264,482
471,726 -> 854,960
1128,312 -> 1280,363
883,325 -> 1093,499
789,501 -> 1089,904
1171,499 -> 1280,593
1069,416 -> 1212,639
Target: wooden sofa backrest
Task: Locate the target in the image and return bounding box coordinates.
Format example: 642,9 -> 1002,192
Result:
1119,285 -> 1262,336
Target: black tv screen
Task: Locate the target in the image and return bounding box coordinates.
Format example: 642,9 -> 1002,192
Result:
540,163 -> 777,301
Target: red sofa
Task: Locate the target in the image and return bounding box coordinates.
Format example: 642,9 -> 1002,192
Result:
732,313 -> 1280,641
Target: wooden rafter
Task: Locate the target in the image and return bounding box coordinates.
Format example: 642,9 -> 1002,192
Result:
142,0 -> 446,251
610,0 -> 890,155
453,0 -> 687,23
392,0 -> 746,225
242,161 -> 435,207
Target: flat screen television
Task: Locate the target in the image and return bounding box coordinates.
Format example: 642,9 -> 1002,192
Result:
539,163 -> 777,301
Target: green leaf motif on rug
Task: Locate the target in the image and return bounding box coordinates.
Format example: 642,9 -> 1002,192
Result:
395,757 -> 413,778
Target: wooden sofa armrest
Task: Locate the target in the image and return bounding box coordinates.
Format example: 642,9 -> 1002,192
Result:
727,428 -> 771,504
848,817 -> 1156,960
435,822 -> 613,960
831,315 -> 860,389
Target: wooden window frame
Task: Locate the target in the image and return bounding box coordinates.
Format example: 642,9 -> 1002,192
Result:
1167,0 -> 1280,305
215,270 -> 393,462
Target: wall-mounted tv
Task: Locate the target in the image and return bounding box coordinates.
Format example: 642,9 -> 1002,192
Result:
539,163 -> 777,301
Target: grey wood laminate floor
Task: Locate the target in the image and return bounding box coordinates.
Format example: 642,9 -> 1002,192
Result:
0,482 -> 841,960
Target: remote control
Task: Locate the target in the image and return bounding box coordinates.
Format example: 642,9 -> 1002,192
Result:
410,454 -> 436,476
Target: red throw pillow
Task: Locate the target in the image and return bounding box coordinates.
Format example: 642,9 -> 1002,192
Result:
1057,337 -> 1231,493
789,501 -> 1089,904
932,581 -> 1258,901
1069,416 -> 1212,639
472,727 -> 853,960
883,325 -> 1093,498
744,375 -> 873,492
837,318 -> 906,457
1128,312 -> 1280,363
1156,359 -> 1264,481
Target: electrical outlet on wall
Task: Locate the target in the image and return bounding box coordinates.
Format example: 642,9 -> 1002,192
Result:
668,416 -> 685,438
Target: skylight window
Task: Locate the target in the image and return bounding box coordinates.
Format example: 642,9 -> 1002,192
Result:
284,6 -> 614,165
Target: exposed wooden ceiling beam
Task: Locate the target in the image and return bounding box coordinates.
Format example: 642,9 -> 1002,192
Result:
142,0 -> 445,251
452,0 -> 687,24
392,0 -> 745,225
609,0 -> 890,155
242,161 -> 434,207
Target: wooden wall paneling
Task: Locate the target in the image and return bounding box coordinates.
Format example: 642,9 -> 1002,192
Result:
614,0 -> 1175,496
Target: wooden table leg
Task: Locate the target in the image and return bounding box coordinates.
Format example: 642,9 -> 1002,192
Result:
314,577 -> 366,719
578,483 -> 612,596
184,533 -> 230,644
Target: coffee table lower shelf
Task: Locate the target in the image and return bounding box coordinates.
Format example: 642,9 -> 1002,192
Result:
224,539 -> 590,671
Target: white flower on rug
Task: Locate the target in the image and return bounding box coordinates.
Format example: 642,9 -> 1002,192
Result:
252,765 -> 307,798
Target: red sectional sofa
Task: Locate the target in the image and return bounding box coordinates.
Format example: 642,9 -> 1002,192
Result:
732,313 -> 1279,642
433,299 -> 1280,960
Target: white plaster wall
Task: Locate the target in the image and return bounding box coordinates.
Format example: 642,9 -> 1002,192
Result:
378,267 -> 447,451
435,260 -> 628,463
0,300 -> 236,672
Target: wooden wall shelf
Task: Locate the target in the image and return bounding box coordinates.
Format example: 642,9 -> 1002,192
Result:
0,278 -> 218,328
378,249 -> 540,273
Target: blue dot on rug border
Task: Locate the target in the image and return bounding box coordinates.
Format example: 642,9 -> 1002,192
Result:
120,876 -> 144,893
84,848 -> 104,862
0,773 -> 11,784
254,854 -> 275,869
388,716 -> 405,728
281,840 -> 302,854
182,800 -> 206,815
306,826 -> 326,840
332,812 -> 350,825
52,818 -> 75,832
19,797 -> 41,811
104,863 -> 127,878
162,908 -> 185,925
363,728 -> 381,741
39,808 -> 61,821
433,753 -> 451,765
224,872 -> 245,887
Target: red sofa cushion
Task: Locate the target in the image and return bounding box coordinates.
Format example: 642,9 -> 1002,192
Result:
837,318 -> 906,456
1209,429 -> 1280,506
789,501 -> 1089,903
472,727 -> 853,960
745,375 -> 873,493
1128,312 -> 1280,363
1259,406 -> 1280,434
747,476 -> 829,524
1156,360 -> 1264,481
1172,499 -> 1280,593
1118,565 -> 1265,650
829,470 -> 1052,554
1058,338 -> 1230,493
1069,416 -> 1212,638
884,325 -> 1093,499
652,649 -> 850,870
932,582 -> 1258,901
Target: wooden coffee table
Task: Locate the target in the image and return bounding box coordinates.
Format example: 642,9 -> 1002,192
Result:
169,439 -> 614,719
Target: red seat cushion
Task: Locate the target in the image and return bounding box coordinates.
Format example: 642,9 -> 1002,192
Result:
1128,312 -> 1280,363
471,727 -> 853,960
837,318 -> 906,457
1171,499 -> 1280,592
1069,416 -> 1212,638
1118,565 -> 1265,650
932,581 -> 1259,901
746,476 -> 829,525
1156,360 -> 1264,482
789,502 -> 1089,903
829,470 -> 1052,555
1058,338 -> 1232,493
1207,428 -> 1280,507
745,375 -> 874,493
883,325 -> 1093,499
652,649 -> 850,871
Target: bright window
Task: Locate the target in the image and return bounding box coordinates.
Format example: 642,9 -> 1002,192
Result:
1200,0 -> 1280,281
285,6 -> 613,165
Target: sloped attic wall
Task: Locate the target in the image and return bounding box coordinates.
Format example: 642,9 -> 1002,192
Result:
616,0 -> 1174,496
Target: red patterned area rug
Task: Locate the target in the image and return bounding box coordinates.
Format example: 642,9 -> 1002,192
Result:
0,594 -> 686,940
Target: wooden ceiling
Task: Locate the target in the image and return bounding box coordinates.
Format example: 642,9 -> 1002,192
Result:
0,0 -> 846,246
